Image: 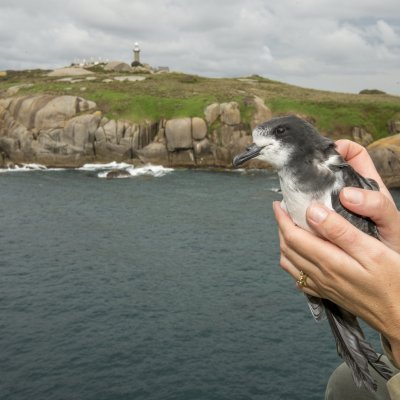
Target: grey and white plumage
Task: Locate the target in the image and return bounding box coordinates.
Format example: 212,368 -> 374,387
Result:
232,115 -> 393,392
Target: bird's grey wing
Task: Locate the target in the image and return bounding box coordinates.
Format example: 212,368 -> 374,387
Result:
324,300 -> 393,391
306,164 -> 379,323
325,162 -> 393,390
331,163 -> 380,239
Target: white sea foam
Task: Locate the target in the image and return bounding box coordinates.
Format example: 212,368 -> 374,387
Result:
0,162 -> 172,177
78,161 -> 132,171
22,163 -> 47,170
78,162 -> 174,178
0,163 -> 66,173
98,165 -> 174,178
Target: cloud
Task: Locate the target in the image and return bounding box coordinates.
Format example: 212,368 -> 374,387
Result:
0,0 -> 399,94
375,19 -> 399,46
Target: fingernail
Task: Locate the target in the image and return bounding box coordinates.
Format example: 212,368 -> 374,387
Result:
342,187 -> 363,205
308,204 -> 328,224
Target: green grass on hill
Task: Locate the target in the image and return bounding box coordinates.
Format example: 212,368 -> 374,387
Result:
93,92 -> 217,122
267,98 -> 400,140
1,69 -> 400,139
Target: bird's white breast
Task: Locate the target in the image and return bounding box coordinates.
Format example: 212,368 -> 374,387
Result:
278,171 -> 335,232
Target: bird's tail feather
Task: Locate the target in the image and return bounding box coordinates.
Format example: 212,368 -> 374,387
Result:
358,339 -> 393,382
306,294 -> 325,322
324,300 -> 393,392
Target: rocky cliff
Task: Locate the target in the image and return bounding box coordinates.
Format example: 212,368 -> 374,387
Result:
367,134 -> 400,189
0,94 -> 271,169
1,93 -> 399,188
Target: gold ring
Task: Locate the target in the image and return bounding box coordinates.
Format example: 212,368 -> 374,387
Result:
296,271 -> 308,288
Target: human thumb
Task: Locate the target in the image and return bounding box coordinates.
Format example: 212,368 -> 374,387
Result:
340,187 -> 400,252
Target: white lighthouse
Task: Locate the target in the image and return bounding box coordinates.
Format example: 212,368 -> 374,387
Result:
133,42 -> 141,64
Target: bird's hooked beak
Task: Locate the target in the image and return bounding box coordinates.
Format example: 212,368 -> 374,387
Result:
232,143 -> 262,167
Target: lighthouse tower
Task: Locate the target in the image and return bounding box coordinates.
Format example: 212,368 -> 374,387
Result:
133,42 -> 141,64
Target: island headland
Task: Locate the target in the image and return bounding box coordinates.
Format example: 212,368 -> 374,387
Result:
0,63 -> 399,187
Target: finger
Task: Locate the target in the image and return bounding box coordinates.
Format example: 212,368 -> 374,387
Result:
306,203 -> 385,266
301,286 -> 321,297
335,140 -> 376,176
274,201 -> 370,300
273,201 -> 353,277
335,139 -> 391,198
273,200 -> 294,226
279,250 -> 299,279
340,187 -> 400,251
278,228 -> 324,283
335,139 -> 367,161
279,251 -> 320,295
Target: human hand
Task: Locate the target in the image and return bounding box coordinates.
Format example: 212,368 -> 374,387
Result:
335,139 -> 400,252
273,201 -> 400,367
273,140 -> 400,366
335,139 -> 392,200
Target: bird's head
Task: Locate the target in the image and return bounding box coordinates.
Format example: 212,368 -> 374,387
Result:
232,115 -> 328,170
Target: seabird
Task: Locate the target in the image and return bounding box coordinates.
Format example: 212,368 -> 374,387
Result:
233,115 -> 393,392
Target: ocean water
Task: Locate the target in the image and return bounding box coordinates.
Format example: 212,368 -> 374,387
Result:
1,166 -> 399,400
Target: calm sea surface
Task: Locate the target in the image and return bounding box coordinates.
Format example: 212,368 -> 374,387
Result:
1,167 -> 399,400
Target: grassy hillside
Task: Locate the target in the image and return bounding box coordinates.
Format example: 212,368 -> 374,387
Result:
1,68 -> 400,140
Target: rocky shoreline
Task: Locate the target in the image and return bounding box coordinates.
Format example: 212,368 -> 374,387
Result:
368,135 -> 400,189
0,94 -> 399,187
0,94 -> 272,169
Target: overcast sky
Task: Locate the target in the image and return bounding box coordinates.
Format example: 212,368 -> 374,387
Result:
1,0 -> 400,95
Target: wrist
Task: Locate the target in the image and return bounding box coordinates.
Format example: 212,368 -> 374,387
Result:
389,338 -> 400,368
380,307 -> 400,368
384,319 -> 400,368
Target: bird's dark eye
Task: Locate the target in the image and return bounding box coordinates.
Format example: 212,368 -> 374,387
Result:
276,127 -> 286,134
